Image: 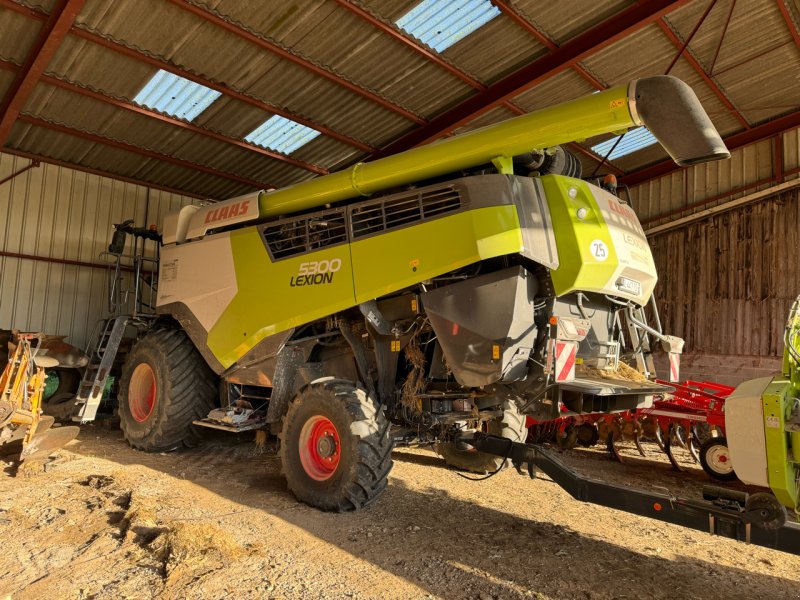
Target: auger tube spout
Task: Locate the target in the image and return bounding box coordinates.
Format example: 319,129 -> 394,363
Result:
253,75 -> 728,218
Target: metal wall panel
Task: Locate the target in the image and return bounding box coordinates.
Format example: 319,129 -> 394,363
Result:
0,152 -> 199,349
630,136 -> 781,226
782,127 -> 800,180
648,187 -> 800,360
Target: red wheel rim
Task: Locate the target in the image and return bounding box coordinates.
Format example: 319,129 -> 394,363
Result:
129,363 -> 157,423
298,415 -> 341,481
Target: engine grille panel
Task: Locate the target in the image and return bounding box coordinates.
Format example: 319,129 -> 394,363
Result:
262,209 -> 347,259
351,187 -> 462,239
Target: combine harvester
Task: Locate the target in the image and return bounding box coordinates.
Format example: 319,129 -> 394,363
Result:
56,75 -> 800,553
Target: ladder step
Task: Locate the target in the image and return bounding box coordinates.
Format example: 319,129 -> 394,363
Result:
74,316 -> 129,423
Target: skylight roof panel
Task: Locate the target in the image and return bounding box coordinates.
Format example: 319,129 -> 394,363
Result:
396,0 -> 501,52
245,115 -> 321,154
133,70 -> 221,121
591,127 -> 658,160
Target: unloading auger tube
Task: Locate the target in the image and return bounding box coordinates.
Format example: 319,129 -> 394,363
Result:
248,75 -> 729,217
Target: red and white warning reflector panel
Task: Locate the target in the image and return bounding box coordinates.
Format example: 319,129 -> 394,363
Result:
555,340 -> 578,382
668,352 -> 680,382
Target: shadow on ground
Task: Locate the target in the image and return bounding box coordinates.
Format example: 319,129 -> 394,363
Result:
57,425 -> 800,599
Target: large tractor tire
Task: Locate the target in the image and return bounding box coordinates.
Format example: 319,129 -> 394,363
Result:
280,379 -> 393,512
437,399 -> 527,474
118,328 -> 216,452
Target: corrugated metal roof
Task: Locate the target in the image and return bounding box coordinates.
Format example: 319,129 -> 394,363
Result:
511,0 -> 634,46
666,0 -> 789,75
0,9 -> 42,64
439,7 -> 544,83
0,0 -> 797,199
511,69 -> 596,113
0,69 -> 15,105
715,43 -> 800,126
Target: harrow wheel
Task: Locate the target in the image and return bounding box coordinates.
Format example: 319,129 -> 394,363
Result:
699,436 -> 737,481
555,425 -> 578,450
575,423 -> 599,447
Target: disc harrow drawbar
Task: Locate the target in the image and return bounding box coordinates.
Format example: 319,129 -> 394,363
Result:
472,433 -> 800,555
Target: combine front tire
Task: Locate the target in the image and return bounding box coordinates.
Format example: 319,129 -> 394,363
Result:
280,379 -> 393,512
437,399 -> 527,474
118,328 -> 216,452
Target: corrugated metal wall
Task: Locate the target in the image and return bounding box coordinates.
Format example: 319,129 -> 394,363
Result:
0,152 -> 200,349
630,127 -> 800,229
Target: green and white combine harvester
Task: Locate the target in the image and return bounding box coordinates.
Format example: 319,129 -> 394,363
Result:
68,75 -> 800,553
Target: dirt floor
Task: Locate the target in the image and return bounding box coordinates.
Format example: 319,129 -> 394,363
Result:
2,426 -> 800,600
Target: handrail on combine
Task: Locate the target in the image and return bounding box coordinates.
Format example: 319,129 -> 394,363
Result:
102,220 -> 161,319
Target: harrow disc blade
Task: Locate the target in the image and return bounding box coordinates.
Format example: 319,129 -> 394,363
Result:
640,416 -> 659,439
634,432 -> 646,457
20,426 -> 79,461
688,434 -> 701,463
0,415 -> 58,457
664,424 -> 683,472
606,432 -> 624,463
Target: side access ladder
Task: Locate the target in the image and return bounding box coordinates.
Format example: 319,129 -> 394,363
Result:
72,316 -> 128,423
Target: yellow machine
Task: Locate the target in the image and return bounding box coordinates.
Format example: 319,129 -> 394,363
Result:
0,334 -> 79,463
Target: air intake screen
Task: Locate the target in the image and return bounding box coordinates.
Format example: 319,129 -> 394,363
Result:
351,187 -> 462,238
262,209 -> 347,259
